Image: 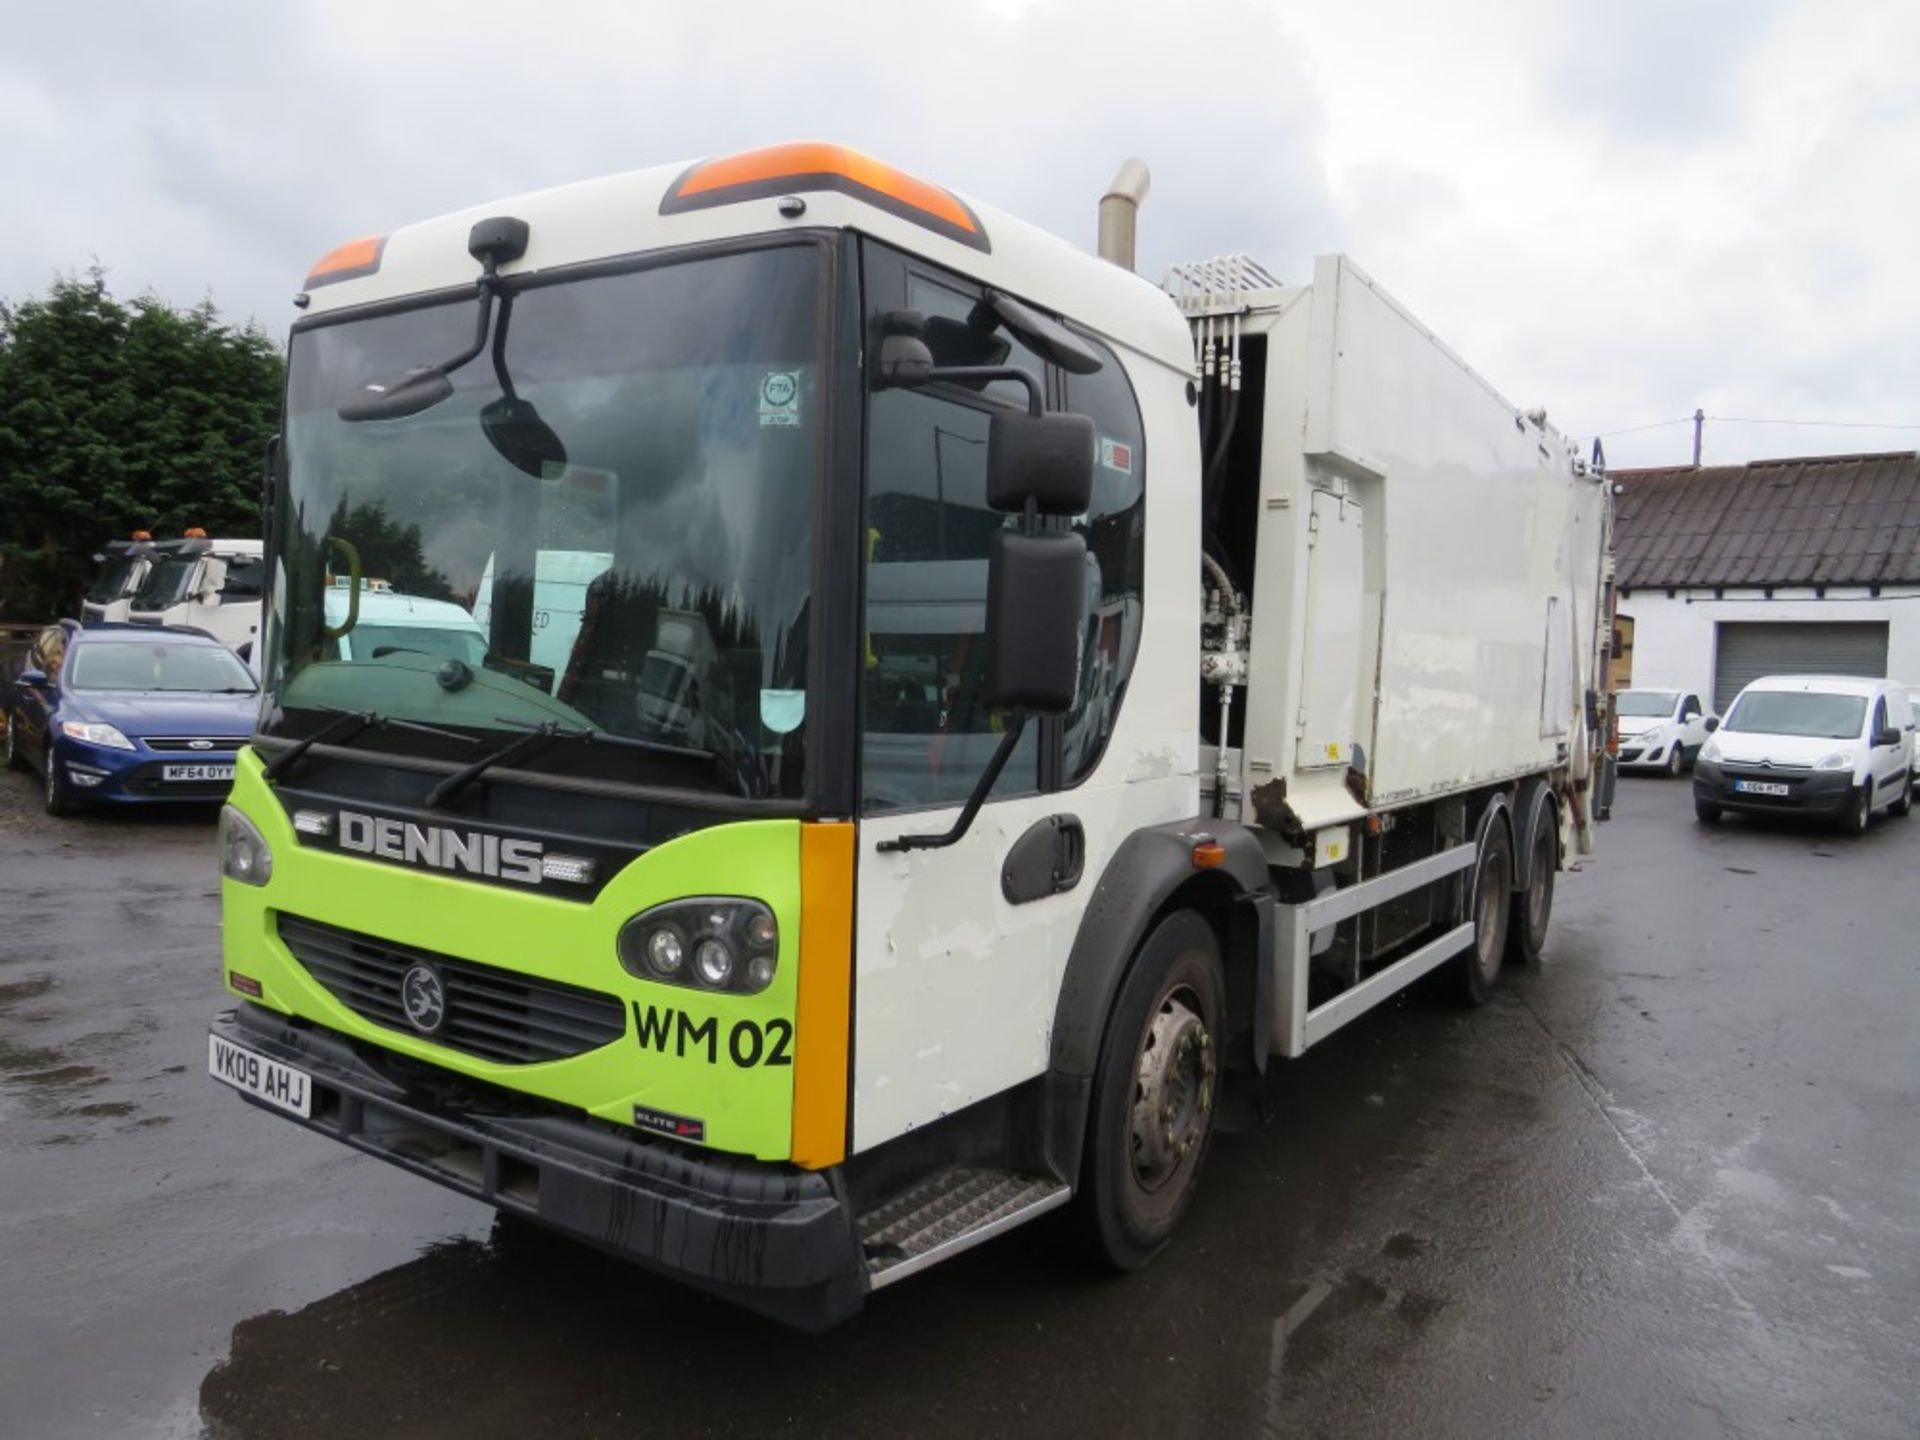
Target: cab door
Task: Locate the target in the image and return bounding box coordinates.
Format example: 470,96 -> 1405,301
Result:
1868,693 -> 1907,803
849,240 -> 1159,1153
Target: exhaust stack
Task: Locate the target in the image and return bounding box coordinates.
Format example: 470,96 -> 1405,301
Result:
1097,159 -> 1151,271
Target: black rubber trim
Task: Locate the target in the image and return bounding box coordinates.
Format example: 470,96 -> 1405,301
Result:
1048,818 -> 1269,1079
212,1005 -> 868,1330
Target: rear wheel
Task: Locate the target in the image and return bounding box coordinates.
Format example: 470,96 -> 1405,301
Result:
1078,910 -> 1225,1271
3,713 -> 23,772
1838,785 -> 1871,837
43,744 -> 75,816
1891,776 -> 1912,818
1694,798 -> 1722,824
1457,814 -> 1513,1005
1506,814 -> 1556,966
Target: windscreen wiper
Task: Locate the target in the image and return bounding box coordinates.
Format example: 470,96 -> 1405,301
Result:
262,707 -> 478,784
423,721 -> 575,809
422,717 -> 732,809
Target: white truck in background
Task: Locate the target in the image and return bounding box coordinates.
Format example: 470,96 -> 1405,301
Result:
127,535 -> 267,658
80,536 -> 157,625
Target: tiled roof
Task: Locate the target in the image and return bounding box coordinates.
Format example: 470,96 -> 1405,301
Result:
1612,451 -> 1920,590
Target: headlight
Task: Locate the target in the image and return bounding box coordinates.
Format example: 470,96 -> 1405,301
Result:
1699,739 -> 1722,764
1814,749 -> 1856,771
62,720 -> 134,750
220,805 -> 274,887
619,898 -> 778,995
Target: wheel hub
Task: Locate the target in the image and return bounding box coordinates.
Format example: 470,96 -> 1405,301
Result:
1130,991 -> 1215,1192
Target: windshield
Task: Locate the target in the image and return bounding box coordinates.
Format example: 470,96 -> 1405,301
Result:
133,555 -> 199,611
86,556 -> 142,605
71,642 -> 257,693
1617,691 -> 1677,718
268,244 -> 824,800
1723,690 -> 1867,739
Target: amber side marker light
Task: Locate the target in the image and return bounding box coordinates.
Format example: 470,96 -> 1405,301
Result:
1191,837 -> 1227,869
305,233 -> 388,289
661,142 -> 989,253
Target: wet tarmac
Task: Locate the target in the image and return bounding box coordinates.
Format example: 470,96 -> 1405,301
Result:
0,772 -> 1914,1439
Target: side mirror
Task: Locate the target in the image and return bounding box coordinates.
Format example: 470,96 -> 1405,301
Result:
982,529 -> 1087,714
1704,716 -> 1720,732
987,410 -> 1095,516
1876,727 -> 1902,748
17,668 -> 48,689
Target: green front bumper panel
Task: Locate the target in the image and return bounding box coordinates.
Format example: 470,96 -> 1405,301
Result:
220,751 -> 802,1161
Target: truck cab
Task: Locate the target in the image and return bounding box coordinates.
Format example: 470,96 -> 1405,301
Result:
80,538 -> 157,625
128,537 -> 266,656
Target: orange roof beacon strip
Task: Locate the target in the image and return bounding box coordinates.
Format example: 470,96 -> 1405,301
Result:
661,142 -> 989,252
305,234 -> 388,289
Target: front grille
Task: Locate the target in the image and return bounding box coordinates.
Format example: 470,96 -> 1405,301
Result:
145,735 -> 243,752
278,914 -> 626,1065
1717,763 -> 1816,806
122,762 -> 235,798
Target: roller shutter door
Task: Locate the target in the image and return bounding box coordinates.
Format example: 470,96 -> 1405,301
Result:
1713,621 -> 1888,711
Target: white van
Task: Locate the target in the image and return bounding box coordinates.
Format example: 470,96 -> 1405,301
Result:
323,583 -> 489,667
1694,674 -> 1915,834
127,538 -> 265,656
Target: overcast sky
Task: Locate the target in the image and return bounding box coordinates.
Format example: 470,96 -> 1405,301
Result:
4,0 -> 1916,469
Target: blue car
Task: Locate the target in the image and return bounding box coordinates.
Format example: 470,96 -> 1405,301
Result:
3,621 -> 260,814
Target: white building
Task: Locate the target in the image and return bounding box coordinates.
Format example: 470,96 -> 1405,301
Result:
1613,451 -> 1920,713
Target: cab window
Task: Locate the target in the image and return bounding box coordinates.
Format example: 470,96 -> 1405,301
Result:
1061,332 -> 1146,785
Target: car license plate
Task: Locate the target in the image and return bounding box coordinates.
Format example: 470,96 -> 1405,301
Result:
207,1034 -> 312,1118
163,763 -> 235,782
1734,779 -> 1790,796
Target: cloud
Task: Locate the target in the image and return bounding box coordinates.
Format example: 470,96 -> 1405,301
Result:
3,0 -> 1917,466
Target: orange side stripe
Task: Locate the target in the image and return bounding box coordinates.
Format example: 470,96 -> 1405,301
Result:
674,142 -> 980,236
792,820 -> 855,1168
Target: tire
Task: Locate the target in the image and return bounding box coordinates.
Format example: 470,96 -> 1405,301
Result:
1837,785 -> 1870,838
1665,747 -> 1683,779
1457,814 -> 1513,1005
3,713 -> 24,773
1077,909 -> 1225,1272
1506,813 -> 1556,966
1694,798 -> 1722,824
43,744 -> 76,816
1891,776 -> 1912,819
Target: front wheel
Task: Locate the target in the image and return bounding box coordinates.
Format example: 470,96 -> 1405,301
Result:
3,714 -> 24,773
1838,785 -> 1871,837
1665,747 -> 1684,778
1457,814 -> 1514,1005
43,745 -> 76,816
1694,798 -> 1722,824
1077,910 -> 1225,1271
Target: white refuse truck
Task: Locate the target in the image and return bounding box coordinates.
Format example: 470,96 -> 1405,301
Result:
209,144 -> 1612,1328
128,535 -> 266,656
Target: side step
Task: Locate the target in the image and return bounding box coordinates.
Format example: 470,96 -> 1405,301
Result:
860,1166 -> 1071,1290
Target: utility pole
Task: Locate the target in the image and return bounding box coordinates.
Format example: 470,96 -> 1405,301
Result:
1691,408 -> 1704,466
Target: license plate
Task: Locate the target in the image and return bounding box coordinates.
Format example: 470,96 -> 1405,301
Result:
163,763 -> 235,782
1734,779 -> 1790,796
208,1034 -> 312,1118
